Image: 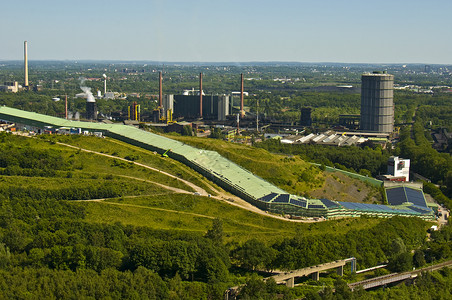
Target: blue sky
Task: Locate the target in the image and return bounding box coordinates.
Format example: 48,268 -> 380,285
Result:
1,0 -> 451,63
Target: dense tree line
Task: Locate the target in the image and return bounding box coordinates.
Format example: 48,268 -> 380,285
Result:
0,135 -> 70,171
396,123 -> 452,198
231,217 -> 428,272
234,222 -> 452,299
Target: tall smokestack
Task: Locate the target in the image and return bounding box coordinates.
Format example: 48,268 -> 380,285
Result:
199,73 -> 203,118
24,41 -> 29,88
103,74 -> 107,95
240,73 -> 244,118
159,71 -> 163,107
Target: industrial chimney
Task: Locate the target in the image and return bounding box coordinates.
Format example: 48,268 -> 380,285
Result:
103,74 -> 107,96
159,71 -> 163,107
24,41 -> 29,88
240,73 -> 244,118
199,73 -> 203,118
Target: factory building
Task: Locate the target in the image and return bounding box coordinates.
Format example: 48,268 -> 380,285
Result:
360,72 -> 394,133
128,101 -> 140,121
86,101 -> 97,120
167,94 -> 230,121
0,82 -> 19,93
300,107 -> 312,126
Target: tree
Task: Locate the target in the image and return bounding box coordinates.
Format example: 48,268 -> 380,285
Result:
390,238 -> 407,257
413,250 -> 426,268
388,252 -> 413,272
234,239 -> 275,271
205,218 -> 223,245
333,278 -> 353,300
239,273 -> 269,300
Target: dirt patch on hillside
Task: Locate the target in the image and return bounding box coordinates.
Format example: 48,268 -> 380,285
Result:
309,171 -> 382,203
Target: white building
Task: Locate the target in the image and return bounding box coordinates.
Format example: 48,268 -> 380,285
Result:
387,156 -> 410,181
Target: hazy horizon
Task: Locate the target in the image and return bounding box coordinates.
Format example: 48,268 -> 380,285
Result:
2,0 -> 451,64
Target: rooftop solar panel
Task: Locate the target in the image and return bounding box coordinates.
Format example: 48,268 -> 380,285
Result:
259,193 -> 279,203
405,188 -> 427,207
273,194 -> 290,203
386,187 -> 407,206
308,204 -> 325,209
338,202 -> 354,209
320,199 -> 339,208
408,205 -> 432,214
338,201 -> 407,213
366,203 -> 412,214
290,198 -> 307,208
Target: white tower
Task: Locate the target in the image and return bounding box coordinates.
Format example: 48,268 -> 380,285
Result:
24,41 -> 29,88
103,74 -> 107,96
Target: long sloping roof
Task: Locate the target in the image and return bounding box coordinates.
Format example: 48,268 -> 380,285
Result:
0,106 -> 285,199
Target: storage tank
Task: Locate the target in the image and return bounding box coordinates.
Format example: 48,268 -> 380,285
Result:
360,72 -> 394,133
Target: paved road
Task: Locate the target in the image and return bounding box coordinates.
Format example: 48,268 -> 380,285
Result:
349,259 -> 452,290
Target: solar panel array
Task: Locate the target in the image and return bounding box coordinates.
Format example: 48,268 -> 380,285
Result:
290,198 -> 307,208
320,198 -> 340,208
308,204 -> 325,209
259,193 -> 279,202
408,205 -> 432,214
386,187 -> 428,207
405,188 -> 427,207
386,187 -> 406,205
273,194 -> 290,203
338,202 -> 412,213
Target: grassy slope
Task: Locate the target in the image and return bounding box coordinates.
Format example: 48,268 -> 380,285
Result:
3,134 -> 389,244
170,135 -> 379,202
78,195 -> 384,243
44,135 -> 218,195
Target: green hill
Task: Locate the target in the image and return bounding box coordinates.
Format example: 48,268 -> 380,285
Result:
171,135 -> 381,202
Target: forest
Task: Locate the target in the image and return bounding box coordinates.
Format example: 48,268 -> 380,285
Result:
0,132 -> 451,299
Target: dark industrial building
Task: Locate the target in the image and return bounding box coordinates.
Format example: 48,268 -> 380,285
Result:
339,114 -> 360,130
300,107 -> 312,126
86,101 -> 97,120
169,95 -> 230,121
360,72 -> 394,133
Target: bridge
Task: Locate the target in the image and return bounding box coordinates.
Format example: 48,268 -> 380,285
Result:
269,257 -> 356,288
348,259 -> 452,291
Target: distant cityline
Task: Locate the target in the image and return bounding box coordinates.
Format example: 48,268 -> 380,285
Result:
0,60 -> 450,66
